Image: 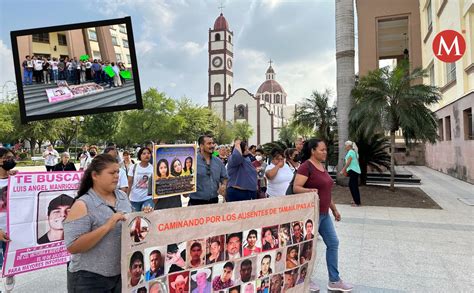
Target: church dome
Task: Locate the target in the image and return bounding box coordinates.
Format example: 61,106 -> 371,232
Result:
257,79 -> 285,94
214,13 -> 229,30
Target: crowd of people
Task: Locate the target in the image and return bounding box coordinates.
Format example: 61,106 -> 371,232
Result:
22,55 -> 128,88
0,134 -> 362,292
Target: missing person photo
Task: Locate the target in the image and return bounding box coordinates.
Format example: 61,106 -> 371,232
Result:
166,242 -> 187,274
296,263 -> 309,285
206,235 -> 225,264
225,232 -> 242,260
168,271 -> 190,293
128,251 -> 145,288
11,17 -> 143,123
257,251 -> 275,278
187,239 -> 206,269
148,277 -> 168,293
243,228 -> 262,257
303,219 -> 314,241
241,282 -> 256,293
299,240 -> 313,264
290,221 -> 304,244
190,267 -> 212,293
144,246 -> 166,281
278,223 -> 292,247
270,273 -> 284,293
211,261 -> 236,290
36,191 -> 74,245
129,216 -> 151,243
261,226 -> 279,251
283,269 -> 298,291
285,245 -> 299,270
274,248 -> 286,273
256,277 -> 269,293
228,285 -> 241,293
235,256 -> 257,284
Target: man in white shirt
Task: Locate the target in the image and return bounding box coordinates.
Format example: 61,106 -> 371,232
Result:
42,145 -> 59,172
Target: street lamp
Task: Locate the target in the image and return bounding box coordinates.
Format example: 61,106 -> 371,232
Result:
70,116 -> 85,159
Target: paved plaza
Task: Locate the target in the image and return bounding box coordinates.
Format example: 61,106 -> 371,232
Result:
2,166 -> 473,292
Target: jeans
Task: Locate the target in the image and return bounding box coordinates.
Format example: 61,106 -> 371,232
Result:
311,213 -> 340,283
226,187 -> 257,202
130,199 -> 154,212
53,69 -> 58,82
348,170 -> 361,205
23,70 -> 33,85
67,270 -> 121,293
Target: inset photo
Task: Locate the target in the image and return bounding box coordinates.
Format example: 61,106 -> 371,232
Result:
241,281 -> 255,293
190,267 -> 212,293
256,277 -> 269,293
283,269 -> 298,291
270,273 -> 284,293
290,221 -> 304,244
129,216 -> 151,243
303,219 -> 314,241
278,223 -> 292,247
299,240 -> 313,264
187,239 -> 206,269
243,229 -> 262,257
212,261 -> 236,290
206,235 -> 225,265
36,191 -> 75,245
274,248 -> 286,273
261,226 -> 279,251
235,256 -> 257,284
257,251 -> 275,278
228,285 -> 241,293
144,246 -> 166,281
166,242 -> 187,274
127,250 -> 145,288
11,17 -> 143,123
168,271 -> 190,293
285,245 -> 299,270
225,232 -> 243,260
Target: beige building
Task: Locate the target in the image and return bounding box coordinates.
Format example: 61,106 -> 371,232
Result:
420,0 -> 474,183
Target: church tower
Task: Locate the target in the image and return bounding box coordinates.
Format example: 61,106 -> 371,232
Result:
208,13 -> 234,120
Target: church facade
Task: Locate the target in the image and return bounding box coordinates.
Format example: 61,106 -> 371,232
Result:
208,13 -> 295,146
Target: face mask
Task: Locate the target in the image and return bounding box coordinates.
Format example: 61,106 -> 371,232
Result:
89,152 -> 96,157
1,159 -> 16,171
255,155 -> 263,161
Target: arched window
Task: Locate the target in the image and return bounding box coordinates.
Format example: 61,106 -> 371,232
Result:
228,35 -> 232,43
275,94 -> 280,103
215,33 -> 221,41
236,105 -> 245,119
214,83 -> 221,95
265,94 -> 270,102
228,84 -> 231,95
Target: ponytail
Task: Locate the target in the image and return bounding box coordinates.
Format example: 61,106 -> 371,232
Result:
300,138 -> 323,163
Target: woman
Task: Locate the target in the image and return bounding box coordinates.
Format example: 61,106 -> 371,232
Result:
82,145 -> 98,171
170,158 -> 183,177
206,237 -> 223,264
53,152 -> 77,171
293,138 -> 353,292
156,159 -> 170,179
285,246 -> 298,269
341,140 -> 362,206
300,241 -> 313,264
118,62 -> 126,86
262,228 -> 278,251
258,255 -> 273,278
243,230 -> 261,256
182,157 -> 193,176
120,150 -> 135,175
265,148 -> 294,197
226,139 -> 258,202
64,154 -> 132,292
284,148 -> 300,172
0,148 -> 16,291
128,147 -> 154,212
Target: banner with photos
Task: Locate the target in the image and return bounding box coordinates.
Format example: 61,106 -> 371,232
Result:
121,192 -> 319,293
152,144 -> 197,199
2,172 -> 83,276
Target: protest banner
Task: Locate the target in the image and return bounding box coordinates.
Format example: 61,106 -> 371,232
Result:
153,144 -> 197,199
121,192 -> 319,293
2,172 -> 83,277
46,87 -> 74,103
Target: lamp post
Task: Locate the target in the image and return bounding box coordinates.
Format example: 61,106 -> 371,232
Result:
70,116 -> 85,159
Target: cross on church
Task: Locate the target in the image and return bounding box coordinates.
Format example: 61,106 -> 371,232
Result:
268,59 -> 273,67
218,2 -> 225,13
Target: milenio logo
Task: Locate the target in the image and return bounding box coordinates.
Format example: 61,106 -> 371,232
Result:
432,30 -> 466,62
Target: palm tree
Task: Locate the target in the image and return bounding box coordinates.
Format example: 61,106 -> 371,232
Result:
233,121 -> 254,142
351,60 -> 441,190
354,132 -> 391,185
335,0 -> 355,177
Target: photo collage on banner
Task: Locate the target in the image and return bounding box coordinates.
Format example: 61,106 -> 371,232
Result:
153,144 -> 197,198
2,172 -> 83,276
122,192 -> 318,293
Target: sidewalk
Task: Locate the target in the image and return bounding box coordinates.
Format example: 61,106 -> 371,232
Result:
5,166 -> 474,292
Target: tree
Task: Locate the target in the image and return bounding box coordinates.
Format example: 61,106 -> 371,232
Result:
82,112 -> 121,145
54,118 -> 79,152
214,120 -> 235,145
0,101 -> 17,141
351,60 -> 441,190
233,121 -> 254,141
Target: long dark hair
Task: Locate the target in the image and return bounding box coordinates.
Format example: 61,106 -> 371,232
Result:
170,158 -> 182,177
0,147 -> 14,158
183,156 -> 193,174
156,159 -> 169,177
76,154 -> 118,199
300,138 -> 324,163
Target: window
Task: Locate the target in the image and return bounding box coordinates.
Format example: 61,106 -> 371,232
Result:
215,33 -> 221,41
93,51 -> 101,60
115,53 -> 122,62
33,53 -> 50,59
89,30 -> 97,41
438,119 -> 444,141
275,94 -> 280,104
119,25 -> 127,34
58,34 -> 67,46
464,108 -> 473,140
427,0 -> 432,31
123,39 -> 129,48
112,36 -> 118,46
445,116 -> 451,141
265,94 -> 270,102
446,62 -> 456,84
32,33 -> 49,43
228,35 -> 231,43
429,63 -> 435,86
228,84 -> 231,95
126,54 -> 131,64
214,83 -> 221,95
236,105 -> 245,119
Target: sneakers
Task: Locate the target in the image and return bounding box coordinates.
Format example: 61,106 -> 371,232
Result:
327,279 -> 353,292
5,275 -> 15,292
309,281 -> 320,292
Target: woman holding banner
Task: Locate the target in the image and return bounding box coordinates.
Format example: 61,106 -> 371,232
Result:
127,147 -> 154,212
292,138 -> 353,292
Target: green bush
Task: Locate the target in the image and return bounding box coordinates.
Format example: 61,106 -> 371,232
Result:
18,152 -> 28,160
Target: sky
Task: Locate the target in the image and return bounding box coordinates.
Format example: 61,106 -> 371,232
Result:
0,0 -> 346,106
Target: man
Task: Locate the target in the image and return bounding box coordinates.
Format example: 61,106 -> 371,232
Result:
171,274 -> 188,293
38,194 -> 74,244
189,241 -> 203,268
283,270 -> 296,290
226,139 -> 257,201
103,147 -> 128,193
22,55 -> 34,85
43,144 -> 59,172
33,55 -> 43,83
294,137 -> 304,162
291,222 -> 304,243
248,145 -> 257,161
225,233 -> 242,260
237,259 -> 255,283
212,262 -> 235,290
191,268 -> 212,293
129,251 -> 145,287
145,250 -> 164,281
270,274 -> 283,293
188,134 -> 228,205
304,219 -> 314,240
206,237 -> 223,264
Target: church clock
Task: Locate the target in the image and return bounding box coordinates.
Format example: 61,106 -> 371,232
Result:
227,58 -> 233,69
212,56 -> 223,67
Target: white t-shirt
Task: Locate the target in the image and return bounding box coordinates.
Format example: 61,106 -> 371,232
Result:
50,61 -> 59,70
85,62 -> 92,69
265,163 -> 294,197
0,178 -> 8,231
118,168 -> 128,190
127,163 -> 153,202
43,149 -> 59,166
34,59 -> 43,70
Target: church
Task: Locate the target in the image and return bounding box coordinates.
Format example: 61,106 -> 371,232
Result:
208,13 -> 296,146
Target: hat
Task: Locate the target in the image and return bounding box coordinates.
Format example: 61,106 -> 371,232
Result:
48,194 -> 74,216
191,268 -> 211,282
171,274 -> 188,289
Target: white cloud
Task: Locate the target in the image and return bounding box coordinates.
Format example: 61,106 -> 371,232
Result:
0,39 -> 16,100
261,0 -> 283,10
182,41 -> 206,56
